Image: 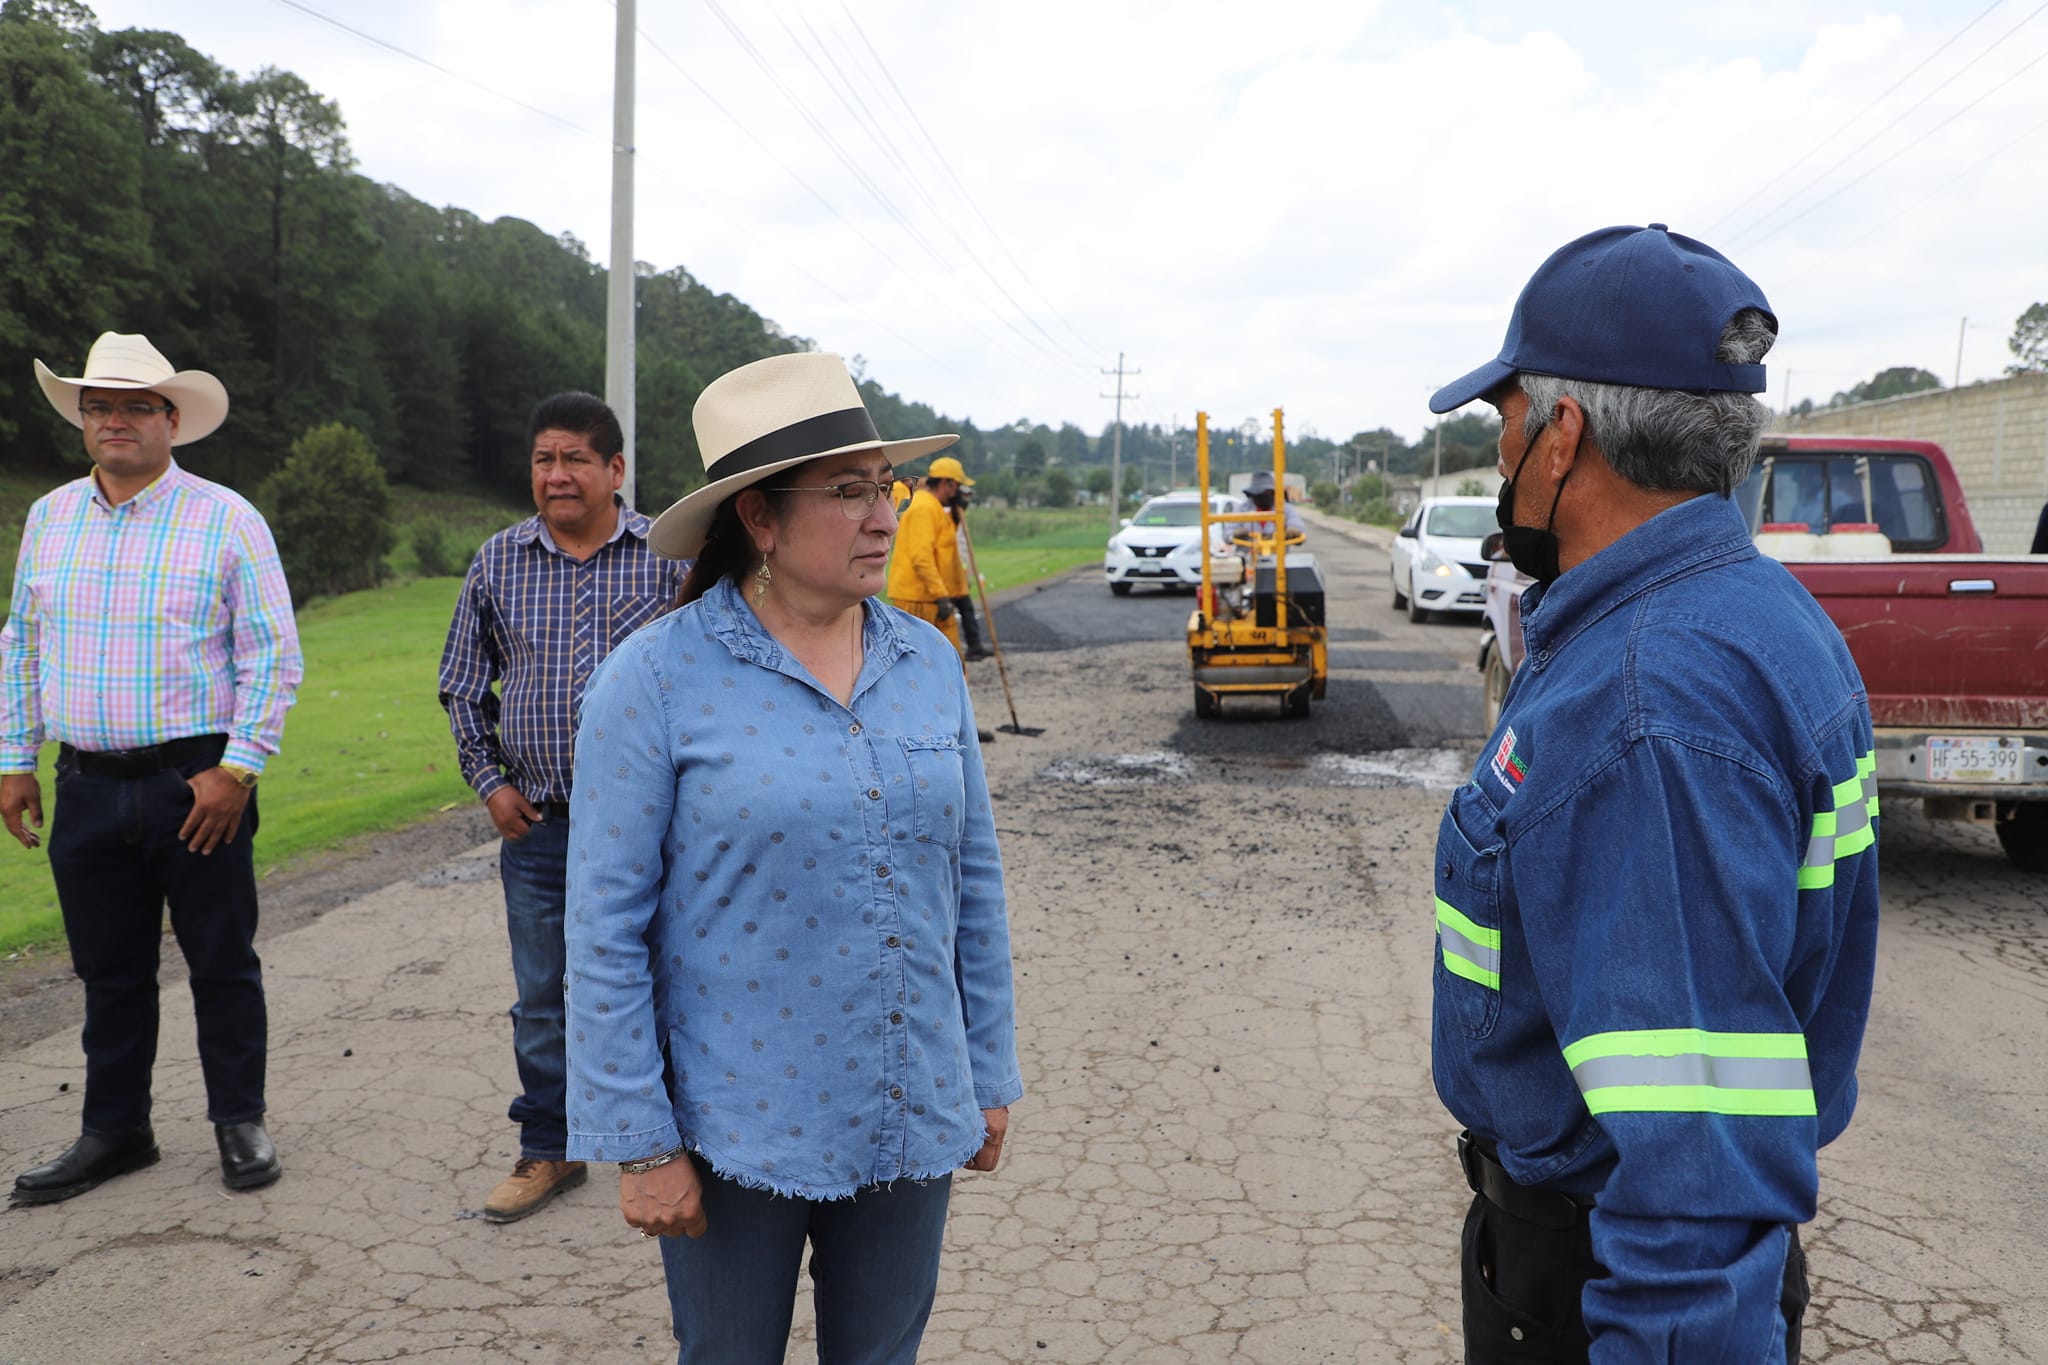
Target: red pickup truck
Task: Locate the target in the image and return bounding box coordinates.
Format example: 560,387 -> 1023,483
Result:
1477,436 -> 2048,871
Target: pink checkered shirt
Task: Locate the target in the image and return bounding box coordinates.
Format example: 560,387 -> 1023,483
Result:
0,461 -> 302,774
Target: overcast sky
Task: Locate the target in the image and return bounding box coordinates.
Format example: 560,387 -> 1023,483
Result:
80,0 -> 2048,446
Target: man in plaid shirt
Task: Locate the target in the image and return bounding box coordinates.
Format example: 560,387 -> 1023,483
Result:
3,332 -> 302,1204
437,392 -> 684,1222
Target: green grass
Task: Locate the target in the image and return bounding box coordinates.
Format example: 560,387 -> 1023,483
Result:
0,578 -> 476,955
962,506 -> 1114,593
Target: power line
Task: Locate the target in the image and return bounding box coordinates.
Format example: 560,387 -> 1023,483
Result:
1706,0 -> 2008,234
1848,102 -> 2048,246
768,2 -> 1096,370
1722,0 -> 2048,248
1730,38 -> 2048,251
629,21 -> 1055,394
263,0 -> 602,138
691,0 -> 1080,379
264,0 -> 1034,417
835,3 -> 1106,361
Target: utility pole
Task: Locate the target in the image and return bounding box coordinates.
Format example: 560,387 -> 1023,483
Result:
1100,353 -> 1139,525
1169,411 -> 1178,489
606,0 -> 637,508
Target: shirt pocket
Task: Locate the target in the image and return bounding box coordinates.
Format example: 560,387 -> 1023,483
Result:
609,592 -> 665,646
1435,783 -> 1505,1041
154,568 -> 220,640
901,735 -> 966,850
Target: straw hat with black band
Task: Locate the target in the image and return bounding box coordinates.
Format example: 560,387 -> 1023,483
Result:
650,352 -> 955,560
34,332 -> 230,446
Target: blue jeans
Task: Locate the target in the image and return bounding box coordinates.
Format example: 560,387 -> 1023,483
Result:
499,813 -> 569,1160
659,1155 -> 953,1364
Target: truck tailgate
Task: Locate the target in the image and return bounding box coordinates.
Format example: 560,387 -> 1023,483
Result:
1789,557 -> 2048,730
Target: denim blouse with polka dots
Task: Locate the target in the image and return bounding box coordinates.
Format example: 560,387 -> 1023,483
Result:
563,575 -> 1023,1198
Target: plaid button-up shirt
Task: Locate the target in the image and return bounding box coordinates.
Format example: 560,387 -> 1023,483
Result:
437,506 -> 683,804
1,461 -> 303,774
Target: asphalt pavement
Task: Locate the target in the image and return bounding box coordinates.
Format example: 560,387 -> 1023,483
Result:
1,507 -> 2043,1363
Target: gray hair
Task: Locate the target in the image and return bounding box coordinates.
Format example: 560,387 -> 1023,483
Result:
1519,308 -> 1778,494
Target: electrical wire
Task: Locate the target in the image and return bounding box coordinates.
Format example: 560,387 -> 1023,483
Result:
263,0 -> 602,139
1730,39 -> 2048,251
1705,0 -> 2008,234
693,0 -> 1080,379
766,1 -> 1097,370
1847,103 -> 2048,245
835,2 -> 1107,361
1722,0 -> 2048,248
262,0 -> 1033,416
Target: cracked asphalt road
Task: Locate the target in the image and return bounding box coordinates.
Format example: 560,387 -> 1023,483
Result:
1,508 -> 2043,1362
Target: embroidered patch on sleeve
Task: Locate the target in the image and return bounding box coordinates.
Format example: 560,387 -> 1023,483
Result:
1489,726 -> 1528,792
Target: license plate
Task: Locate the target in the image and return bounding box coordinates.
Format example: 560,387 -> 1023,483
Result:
1925,736 -> 2025,784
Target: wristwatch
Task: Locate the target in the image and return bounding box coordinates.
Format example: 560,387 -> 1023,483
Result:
219,764 -> 260,790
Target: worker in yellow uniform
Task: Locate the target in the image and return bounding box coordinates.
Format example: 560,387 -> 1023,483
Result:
886,456 -> 971,657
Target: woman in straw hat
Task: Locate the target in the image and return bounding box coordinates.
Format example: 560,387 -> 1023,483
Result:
562,352 -> 1022,1363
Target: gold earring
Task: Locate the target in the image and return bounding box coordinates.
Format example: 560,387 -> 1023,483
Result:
753,558 -> 772,605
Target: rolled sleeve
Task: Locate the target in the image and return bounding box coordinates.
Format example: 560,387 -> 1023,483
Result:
564,639 -> 683,1162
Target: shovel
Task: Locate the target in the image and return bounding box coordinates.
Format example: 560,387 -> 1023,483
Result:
959,517 -> 1044,737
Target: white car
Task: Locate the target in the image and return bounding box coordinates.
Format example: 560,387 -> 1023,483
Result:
1104,492 -> 1245,595
1390,496 -> 1496,621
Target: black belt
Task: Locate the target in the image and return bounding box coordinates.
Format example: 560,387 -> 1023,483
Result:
535,800 -> 572,821
1458,1131 -> 1594,1231
61,734 -> 226,779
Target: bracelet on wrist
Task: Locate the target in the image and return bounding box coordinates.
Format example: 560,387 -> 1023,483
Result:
619,1146 -> 688,1175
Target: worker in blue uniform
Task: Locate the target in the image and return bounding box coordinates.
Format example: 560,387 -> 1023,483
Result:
1425,224 -> 1880,1363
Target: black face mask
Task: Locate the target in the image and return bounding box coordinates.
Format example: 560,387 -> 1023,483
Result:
1496,420 -> 1573,585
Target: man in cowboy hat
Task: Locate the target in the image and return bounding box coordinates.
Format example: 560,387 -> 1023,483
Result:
886,455 -> 975,657
437,391 -> 684,1223
2,331 -> 303,1203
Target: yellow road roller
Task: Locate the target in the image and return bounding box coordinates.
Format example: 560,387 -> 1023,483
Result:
1187,408 -> 1328,719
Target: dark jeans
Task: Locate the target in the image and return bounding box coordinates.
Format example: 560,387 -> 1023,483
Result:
47,739 -> 266,1134
499,813 -> 569,1159
659,1155 -> 953,1364
950,595 -> 984,653
1460,1194 -> 1809,1363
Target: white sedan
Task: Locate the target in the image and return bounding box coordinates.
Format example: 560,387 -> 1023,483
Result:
1390,496 -> 1496,621
1105,492 -> 1245,595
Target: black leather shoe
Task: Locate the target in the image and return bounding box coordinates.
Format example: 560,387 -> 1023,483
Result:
216,1121 -> 282,1191
965,647 -> 994,661
12,1128 -> 159,1205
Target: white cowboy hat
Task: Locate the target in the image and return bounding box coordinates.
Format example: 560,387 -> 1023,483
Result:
650,351 -> 956,559
34,332 -> 229,446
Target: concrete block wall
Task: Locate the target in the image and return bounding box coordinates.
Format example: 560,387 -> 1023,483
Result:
1772,372 -> 2048,553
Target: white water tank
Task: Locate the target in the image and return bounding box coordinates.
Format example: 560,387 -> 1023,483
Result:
1753,522 -> 1820,560
1818,522 -> 1892,556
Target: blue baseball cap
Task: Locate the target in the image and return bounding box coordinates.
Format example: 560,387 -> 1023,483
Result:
1429,224 -> 1774,414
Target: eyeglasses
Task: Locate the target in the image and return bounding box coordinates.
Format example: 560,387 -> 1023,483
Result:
763,480 -> 903,521
80,399 -> 175,422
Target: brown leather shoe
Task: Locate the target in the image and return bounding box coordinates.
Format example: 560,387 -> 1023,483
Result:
483,1158 -> 587,1223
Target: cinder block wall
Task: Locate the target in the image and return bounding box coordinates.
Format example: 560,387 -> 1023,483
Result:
1771,372 -> 2048,553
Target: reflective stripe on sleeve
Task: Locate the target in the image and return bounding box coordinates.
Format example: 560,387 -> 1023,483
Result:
1799,750 -> 1878,890
1562,1028 -> 1817,1117
1435,896 -> 1501,991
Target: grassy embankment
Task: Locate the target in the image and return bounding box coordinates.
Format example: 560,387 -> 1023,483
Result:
0,491 -> 1104,955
